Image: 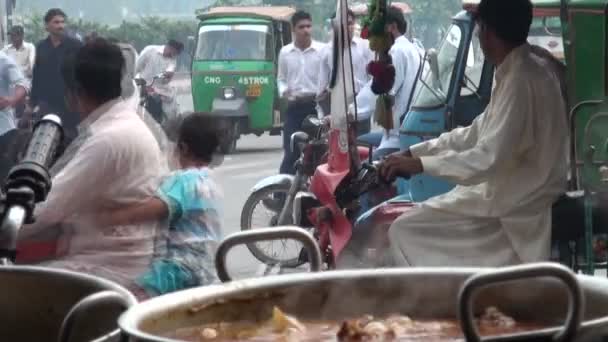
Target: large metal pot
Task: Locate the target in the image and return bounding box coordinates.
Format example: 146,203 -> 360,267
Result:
116,229 -> 608,342
0,266 -> 136,342
118,264 -> 608,341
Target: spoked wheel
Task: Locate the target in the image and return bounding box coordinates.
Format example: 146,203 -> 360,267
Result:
240,184 -> 306,268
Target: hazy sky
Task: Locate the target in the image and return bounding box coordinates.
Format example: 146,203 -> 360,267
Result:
15,0 -> 216,23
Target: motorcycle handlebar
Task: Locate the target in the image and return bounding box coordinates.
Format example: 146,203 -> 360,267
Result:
21,115 -> 63,172
0,115 -> 64,262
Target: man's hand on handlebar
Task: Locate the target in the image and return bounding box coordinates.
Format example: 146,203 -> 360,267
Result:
378,152 -> 423,183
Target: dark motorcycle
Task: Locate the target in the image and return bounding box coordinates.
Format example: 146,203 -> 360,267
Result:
240,115 -> 329,267
134,73 -> 170,125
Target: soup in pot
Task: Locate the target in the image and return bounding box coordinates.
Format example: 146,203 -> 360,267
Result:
162,306 -> 547,341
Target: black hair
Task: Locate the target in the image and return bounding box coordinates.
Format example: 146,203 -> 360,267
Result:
44,8 -> 67,23
177,113 -> 220,163
476,0 -> 532,46
386,6 -> 407,35
167,39 -> 184,54
61,38 -> 124,103
291,10 -> 312,27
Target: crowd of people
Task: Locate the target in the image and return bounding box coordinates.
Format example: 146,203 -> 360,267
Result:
277,7 -> 423,174
0,0 -> 572,301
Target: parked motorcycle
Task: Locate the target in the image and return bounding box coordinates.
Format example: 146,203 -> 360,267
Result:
240,115 -> 329,267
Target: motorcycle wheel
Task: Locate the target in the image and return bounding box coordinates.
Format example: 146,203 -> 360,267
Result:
240,183 -> 305,268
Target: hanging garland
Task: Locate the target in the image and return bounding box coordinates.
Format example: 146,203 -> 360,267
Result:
360,0 -> 396,131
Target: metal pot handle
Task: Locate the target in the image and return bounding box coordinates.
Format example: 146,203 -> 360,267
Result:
458,263 -> 584,342
215,226 -> 323,282
58,290 -> 134,342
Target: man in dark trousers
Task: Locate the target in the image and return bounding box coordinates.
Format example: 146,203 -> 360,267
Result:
276,10 -> 324,175
25,8 -> 82,141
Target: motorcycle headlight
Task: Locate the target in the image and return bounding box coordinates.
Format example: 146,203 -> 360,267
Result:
223,87 -> 236,100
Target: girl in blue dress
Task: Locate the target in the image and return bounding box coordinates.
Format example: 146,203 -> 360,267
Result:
100,112 -> 223,297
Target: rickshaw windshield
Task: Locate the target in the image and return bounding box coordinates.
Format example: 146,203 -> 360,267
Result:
195,24 -> 272,61
411,24 -> 463,109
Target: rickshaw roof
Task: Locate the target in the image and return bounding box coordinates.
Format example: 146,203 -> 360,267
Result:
351,2 -> 412,16
564,0 -> 608,9
198,6 -> 296,22
462,0 -> 561,16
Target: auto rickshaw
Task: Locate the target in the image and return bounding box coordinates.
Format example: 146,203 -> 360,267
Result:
190,6 -> 295,154
346,0 -> 608,272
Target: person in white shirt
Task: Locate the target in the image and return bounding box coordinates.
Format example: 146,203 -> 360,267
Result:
19,39 -> 166,298
277,10 -> 324,175
3,25 -> 35,121
135,39 -> 183,121
373,7 -> 422,160
318,9 -> 374,135
135,40 -> 183,85
3,26 -> 35,80
379,0 -> 568,268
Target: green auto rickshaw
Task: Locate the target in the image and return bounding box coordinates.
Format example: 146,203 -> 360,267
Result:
191,6 -> 296,154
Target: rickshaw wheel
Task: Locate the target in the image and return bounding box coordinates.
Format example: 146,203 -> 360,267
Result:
219,136 -> 237,154
219,121 -> 238,154
240,183 -> 306,268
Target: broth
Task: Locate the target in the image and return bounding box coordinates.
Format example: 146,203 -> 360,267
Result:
162,307 -> 546,341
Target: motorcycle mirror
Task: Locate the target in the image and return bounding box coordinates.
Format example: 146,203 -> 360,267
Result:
290,131 -> 309,154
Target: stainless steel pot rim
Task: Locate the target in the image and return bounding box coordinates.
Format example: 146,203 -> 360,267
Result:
118,267 -> 608,341
0,265 -> 137,304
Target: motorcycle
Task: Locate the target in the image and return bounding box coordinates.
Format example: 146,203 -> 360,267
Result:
284,1 -> 403,269
134,73 -> 178,126
240,115 -> 330,267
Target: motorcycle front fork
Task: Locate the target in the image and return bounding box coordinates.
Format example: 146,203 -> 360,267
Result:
277,165 -> 305,226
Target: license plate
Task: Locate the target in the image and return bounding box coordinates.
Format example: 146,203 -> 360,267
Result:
246,85 -> 262,97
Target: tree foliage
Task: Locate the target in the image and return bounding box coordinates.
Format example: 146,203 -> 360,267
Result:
407,0 -> 461,48
22,13 -> 197,53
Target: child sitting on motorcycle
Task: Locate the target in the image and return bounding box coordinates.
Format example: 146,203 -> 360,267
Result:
98,112 -> 223,298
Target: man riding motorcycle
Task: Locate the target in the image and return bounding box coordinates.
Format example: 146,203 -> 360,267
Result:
135,39 -> 183,124
377,0 -> 569,268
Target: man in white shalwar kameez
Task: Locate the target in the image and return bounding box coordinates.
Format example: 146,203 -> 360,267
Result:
19,40 -> 166,295
379,0 -> 569,267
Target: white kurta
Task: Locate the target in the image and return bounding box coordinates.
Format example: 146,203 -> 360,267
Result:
20,99 -> 167,290
378,35 -> 422,150
389,44 -> 568,267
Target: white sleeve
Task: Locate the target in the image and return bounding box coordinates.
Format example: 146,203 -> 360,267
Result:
135,47 -> 151,75
317,47 -> 331,96
419,80 -> 535,186
351,80 -> 376,121
389,49 -> 405,97
410,113 -> 483,157
28,43 -> 36,75
277,49 -> 289,98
